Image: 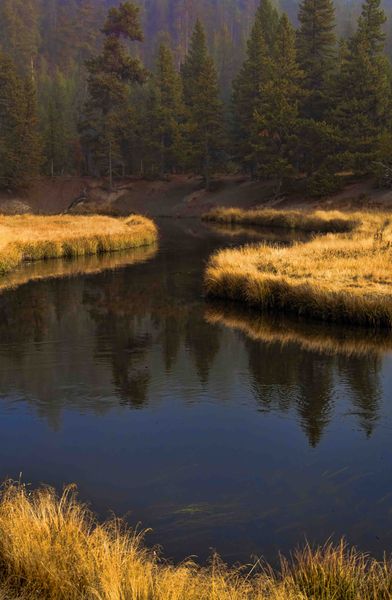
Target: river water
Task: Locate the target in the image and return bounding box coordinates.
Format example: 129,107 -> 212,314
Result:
0,219 -> 391,564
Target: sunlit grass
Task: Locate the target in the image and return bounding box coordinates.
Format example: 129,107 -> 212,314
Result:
0,214 -> 158,276
204,210 -> 392,328
203,207 -> 359,233
0,245 -> 158,293
0,481 -> 391,599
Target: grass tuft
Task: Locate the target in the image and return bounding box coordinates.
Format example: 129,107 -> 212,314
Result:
0,214 -> 158,277
202,207 -> 359,233
0,481 -> 390,599
204,210 -> 392,328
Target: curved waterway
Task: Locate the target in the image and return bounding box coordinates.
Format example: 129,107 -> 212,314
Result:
0,218 -> 392,564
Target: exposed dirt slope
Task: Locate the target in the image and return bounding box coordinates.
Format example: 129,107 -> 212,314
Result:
2,175 -> 392,217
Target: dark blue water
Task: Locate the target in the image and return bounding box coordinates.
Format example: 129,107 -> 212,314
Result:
0,219 -> 391,564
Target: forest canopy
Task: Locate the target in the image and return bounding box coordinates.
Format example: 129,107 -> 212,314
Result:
1,0 -> 392,194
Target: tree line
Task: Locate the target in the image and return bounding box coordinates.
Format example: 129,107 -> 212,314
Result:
0,0 -> 391,195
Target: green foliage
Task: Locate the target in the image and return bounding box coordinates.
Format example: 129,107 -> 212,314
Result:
102,2 -> 144,40
306,169 -> 343,197
0,52 -> 41,190
39,69 -> 80,176
231,0 -> 279,174
181,21 -> 225,188
331,0 -> 392,174
297,0 -> 337,120
253,14 -> 304,193
0,0 -> 40,76
1,0 -> 392,194
83,2 -> 147,185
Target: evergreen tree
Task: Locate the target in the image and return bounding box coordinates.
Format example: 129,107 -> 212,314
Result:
331,0 -> 391,172
155,43 -> 186,174
40,70 -> 78,176
232,0 -> 279,175
297,0 -> 336,120
82,2 -> 147,187
181,20 -> 224,188
294,0 -> 340,188
0,0 -> 40,75
253,14 -> 304,193
0,53 -> 41,189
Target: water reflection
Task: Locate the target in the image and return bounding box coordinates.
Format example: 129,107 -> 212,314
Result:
0,220 -> 391,563
206,303 -> 385,445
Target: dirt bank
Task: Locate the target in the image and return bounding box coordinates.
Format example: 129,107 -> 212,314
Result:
2,174 -> 392,217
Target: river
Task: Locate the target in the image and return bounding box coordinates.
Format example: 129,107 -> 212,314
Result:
0,218 -> 391,564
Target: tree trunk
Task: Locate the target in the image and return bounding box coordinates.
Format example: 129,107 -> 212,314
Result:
109,140 -> 113,191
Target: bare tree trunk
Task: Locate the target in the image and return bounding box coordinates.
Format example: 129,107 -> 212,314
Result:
109,140 -> 113,191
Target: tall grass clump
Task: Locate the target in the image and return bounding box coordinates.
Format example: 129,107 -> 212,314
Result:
205,210 -> 392,328
0,481 -> 391,599
0,214 -> 158,276
202,207 -> 359,233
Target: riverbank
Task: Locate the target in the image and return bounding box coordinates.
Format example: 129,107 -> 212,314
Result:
204,210 -> 392,328
0,481 -> 390,600
0,214 -> 157,276
2,174 -> 392,218
202,207 -> 359,233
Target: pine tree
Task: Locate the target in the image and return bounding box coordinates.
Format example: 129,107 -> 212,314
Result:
19,76 -> 42,182
181,20 -> 224,188
297,0 -> 336,120
155,43 -> 186,174
232,0 -> 279,175
331,0 -> 391,173
294,0 -> 340,185
0,0 -> 40,75
82,2 -> 147,187
40,70 -> 78,176
0,52 -> 41,189
253,14 -> 304,193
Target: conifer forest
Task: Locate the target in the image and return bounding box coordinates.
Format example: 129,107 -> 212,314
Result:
1,0 -> 392,194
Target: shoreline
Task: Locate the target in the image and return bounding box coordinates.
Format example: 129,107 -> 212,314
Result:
204,209 -> 392,329
0,480 -> 390,600
0,214 -> 158,282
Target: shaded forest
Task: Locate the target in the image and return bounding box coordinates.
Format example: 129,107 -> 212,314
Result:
1,0 -> 392,195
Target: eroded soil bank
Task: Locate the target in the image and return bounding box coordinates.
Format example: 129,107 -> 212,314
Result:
2,174 -> 392,217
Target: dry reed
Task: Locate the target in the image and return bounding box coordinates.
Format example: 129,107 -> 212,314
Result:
202,207 -> 359,233
204,210 -> 392,328
0,481 -> 391,599
0,245 -> 157,293
0,214 -> 158,276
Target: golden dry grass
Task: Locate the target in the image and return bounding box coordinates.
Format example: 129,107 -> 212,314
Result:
203,207 -> 359,233
0,481 -> 391,600
204,210 -> 392,328
0,214 -> 158,276
0,245 -> 157,293
205,304 -> 392,358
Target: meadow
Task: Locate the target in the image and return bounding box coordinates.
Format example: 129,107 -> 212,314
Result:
0,214 -> 158,276
204,209 -> 392,328
0,481 -> 391,600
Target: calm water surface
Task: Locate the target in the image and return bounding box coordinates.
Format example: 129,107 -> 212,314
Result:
0,219 -> 392,563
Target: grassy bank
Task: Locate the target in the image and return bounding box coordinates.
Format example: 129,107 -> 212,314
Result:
0,245 -> 158,293
0,481 -> 391,600
204,210 -> 392,328
0,214 -> 157,276
203,207 -> 359,233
